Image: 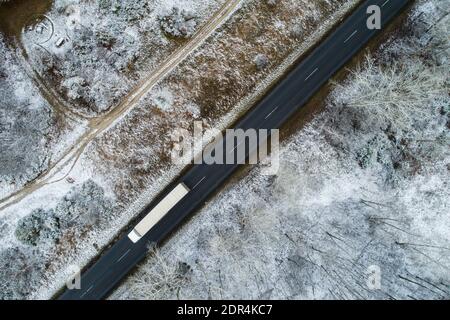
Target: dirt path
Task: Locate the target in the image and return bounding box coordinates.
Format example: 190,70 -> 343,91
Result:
15,46 -> 89,122
0,0 -> 242,211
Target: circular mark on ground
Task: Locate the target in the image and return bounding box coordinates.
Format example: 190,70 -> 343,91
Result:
22,14 -> 54,45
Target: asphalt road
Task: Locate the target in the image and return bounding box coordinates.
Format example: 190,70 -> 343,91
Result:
59,0 -> 411,300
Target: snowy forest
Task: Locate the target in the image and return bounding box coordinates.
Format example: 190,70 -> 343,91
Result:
0,0 -> 448,300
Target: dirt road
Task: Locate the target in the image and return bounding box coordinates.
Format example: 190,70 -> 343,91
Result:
0,0 -> 242,211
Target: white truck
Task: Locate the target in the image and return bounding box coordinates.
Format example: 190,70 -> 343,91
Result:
128,183 -> 190,243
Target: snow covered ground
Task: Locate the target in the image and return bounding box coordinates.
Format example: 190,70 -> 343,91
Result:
0,0 -> 358,299
21,0 -> 228,116
113,0 -> 450,300
0,0 -> 448,300
0,0 -> 232,200
0,33 -> 87,201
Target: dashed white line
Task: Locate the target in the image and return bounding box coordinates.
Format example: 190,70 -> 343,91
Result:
116,249 -> 131,263
304,68 -> 318,81
265,106 -> 279,119
344,29 -> 358,43
192,176 -> 206,190
382,0 -> 390,7
80,285 -> 94,298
